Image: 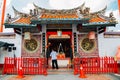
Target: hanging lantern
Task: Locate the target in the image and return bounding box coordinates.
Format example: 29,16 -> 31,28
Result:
24,32 -> 31,40
88,31 -> 95,39
57,29 -> 62,36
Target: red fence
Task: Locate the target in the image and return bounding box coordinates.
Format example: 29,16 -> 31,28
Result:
74,57 -> 118,74
3,57 -> 47,75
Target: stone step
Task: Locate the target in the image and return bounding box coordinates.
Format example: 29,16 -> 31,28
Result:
48,69 -> 73,72
48,71 -> 73,75
48,68 -> 73,74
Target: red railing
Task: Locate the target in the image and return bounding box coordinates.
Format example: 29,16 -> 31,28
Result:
74,57 -> 118,74
3,57 -> 47,75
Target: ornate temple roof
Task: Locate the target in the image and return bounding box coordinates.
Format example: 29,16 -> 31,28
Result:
40,13 -> 78,19
89,16 -> 107,23
13,17 -> 31,24
4,3 -> 117,28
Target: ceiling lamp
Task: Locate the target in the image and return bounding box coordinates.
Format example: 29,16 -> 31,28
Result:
24,32 -> 31,40
88,31 -> 95,39
57,29 -> 62,36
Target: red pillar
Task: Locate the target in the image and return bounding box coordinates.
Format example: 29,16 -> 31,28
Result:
118,0 -> 120,15
0,0 -> 7,32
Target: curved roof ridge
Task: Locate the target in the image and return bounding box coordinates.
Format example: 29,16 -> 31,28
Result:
12,6 -> 29,17
33,2 -> 85,11
12,3 -> 107,17
91,6 -> 107,15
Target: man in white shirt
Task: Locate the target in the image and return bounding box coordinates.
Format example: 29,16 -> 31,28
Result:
50,49 -> 59,69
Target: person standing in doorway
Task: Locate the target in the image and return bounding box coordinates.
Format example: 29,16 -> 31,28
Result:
50,49 -> 59,69
46,42 -> 51,67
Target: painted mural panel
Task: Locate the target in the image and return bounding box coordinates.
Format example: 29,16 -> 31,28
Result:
22,35 -> 41,57
78,34 -> 99,57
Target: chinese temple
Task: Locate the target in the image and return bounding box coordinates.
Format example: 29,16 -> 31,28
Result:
3,3 -> 117,68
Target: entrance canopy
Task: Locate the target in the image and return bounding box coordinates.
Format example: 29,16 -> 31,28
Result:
0,41 -> 14,48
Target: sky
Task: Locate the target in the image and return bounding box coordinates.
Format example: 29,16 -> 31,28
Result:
0,0 -> 120,32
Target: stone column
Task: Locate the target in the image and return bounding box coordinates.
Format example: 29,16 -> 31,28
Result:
41,24 -> 47,57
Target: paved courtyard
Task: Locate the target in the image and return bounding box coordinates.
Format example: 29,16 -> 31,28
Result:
0,73 -> 120,80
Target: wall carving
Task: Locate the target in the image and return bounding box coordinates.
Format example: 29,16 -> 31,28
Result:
24,38 -> 39,53
80,37 -> 96,53
78,34 -> 99,57
22,35 -> 41,57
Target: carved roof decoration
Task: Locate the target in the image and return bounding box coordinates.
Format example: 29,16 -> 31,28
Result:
12,6 -> 29,17
5,3 -> 117,25
91,6 -> 107,15
33,3 -> 107,17
33,2 -> 85,14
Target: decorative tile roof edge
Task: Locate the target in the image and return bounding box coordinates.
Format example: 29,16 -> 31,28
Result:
11,17 -> 22,23
31,18 -> 90,24
38,18 -> 85,20
82,22 -> 116,27
4,23 -> 36,28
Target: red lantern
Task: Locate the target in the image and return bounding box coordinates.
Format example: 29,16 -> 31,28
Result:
88,31 -> 95,39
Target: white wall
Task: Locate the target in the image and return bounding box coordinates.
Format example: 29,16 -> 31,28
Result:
0,34 -> 22,64
98,33 -> 120,57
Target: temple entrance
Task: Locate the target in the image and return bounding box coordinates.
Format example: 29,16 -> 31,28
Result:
47,29 -> 73,69
48,38 -> 71,58
47,29 -> 72,58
